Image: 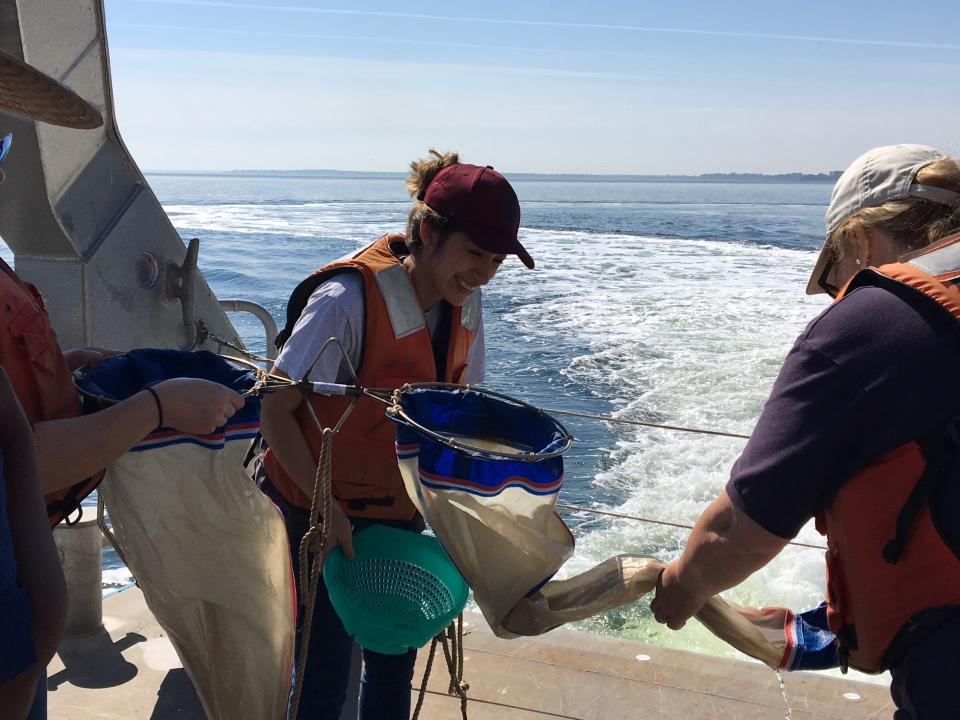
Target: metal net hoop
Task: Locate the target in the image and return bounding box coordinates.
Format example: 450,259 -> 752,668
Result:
383,382 -> 574,462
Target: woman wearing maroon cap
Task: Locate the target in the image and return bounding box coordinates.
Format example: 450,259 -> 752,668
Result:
258,149 -> 533,719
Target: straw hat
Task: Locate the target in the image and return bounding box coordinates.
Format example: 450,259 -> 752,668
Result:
0,47 -> 102,129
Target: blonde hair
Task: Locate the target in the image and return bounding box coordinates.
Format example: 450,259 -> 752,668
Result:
404,149 -> 460,254
827,156 -> 960,262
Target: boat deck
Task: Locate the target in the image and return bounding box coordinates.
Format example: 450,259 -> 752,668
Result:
48,588 -> 893,719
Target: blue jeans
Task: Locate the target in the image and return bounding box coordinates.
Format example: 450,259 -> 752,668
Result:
259,475 -> 418,720
0,455 -> 38,687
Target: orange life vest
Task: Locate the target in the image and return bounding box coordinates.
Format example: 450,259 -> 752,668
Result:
263,234 -> 481,519
818,235 -> 960,673
0,258 -> 100,525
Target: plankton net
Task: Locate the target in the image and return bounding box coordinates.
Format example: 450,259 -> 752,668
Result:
76,350 -> 295,720
387,384 -> 574,631
384,382 -> 840,672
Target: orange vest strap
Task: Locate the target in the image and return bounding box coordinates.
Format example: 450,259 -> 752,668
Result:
882,429 -> 954,565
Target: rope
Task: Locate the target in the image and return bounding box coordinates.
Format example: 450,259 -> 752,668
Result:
555,502 -> 827,551
211,364 -> 753,443
456,613 -> 466,707
441,615 -> 469,720
411,613 -> 469,720
541,407 -> 751,440
288,429 -> 334,720
411,636 -> 438,720
200,325 -> 273,365
217,353 -> 304,399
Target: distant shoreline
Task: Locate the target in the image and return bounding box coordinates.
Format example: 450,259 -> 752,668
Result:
144,169 -> 842,184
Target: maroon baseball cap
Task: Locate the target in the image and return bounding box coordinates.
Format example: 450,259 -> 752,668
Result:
423,163 -> 534,269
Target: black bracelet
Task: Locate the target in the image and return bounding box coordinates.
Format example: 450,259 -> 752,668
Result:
145,386 -> 164,428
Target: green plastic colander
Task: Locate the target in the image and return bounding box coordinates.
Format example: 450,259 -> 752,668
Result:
323,524 -> 469,655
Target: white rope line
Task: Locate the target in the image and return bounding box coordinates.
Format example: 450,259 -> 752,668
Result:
216,345 -> 754,443
202,327 -> 274,364
541,407 -> 751,440
555,502 -> 826,550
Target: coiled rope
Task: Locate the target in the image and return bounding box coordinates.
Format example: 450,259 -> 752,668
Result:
288,428 -> 334,720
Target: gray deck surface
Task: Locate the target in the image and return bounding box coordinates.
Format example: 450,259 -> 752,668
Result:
47,588 -> 894,719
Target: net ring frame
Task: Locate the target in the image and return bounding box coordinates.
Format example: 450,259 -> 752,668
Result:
381,381 -> 574,462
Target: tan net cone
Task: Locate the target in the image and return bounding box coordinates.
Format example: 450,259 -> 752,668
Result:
0,49 -> 102,129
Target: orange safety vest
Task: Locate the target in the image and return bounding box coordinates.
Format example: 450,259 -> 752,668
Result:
818,235 -> 960,673
0,258 -> 100,525
263,234 -> 481,519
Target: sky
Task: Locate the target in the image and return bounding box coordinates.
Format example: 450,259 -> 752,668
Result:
103,0 -> 960,175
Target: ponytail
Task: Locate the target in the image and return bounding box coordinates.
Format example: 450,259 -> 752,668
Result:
405,149 -> 460,254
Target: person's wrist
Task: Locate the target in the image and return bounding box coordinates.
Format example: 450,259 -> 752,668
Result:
145,386 -> 164,427
667,559 -> 700,601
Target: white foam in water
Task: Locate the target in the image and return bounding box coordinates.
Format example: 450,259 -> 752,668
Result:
166,202 -> 394,239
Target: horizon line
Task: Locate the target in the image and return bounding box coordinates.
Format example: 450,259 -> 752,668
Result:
143,168 -> 843,180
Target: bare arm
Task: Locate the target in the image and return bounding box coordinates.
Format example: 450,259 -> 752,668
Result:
260,370 -> 353,557
34,390 -> 158,493
34,378 -> 245,495
650,490 -> 789,630
0,369 -> 66,718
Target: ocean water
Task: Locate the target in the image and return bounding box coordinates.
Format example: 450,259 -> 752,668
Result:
77,174 -> 843,666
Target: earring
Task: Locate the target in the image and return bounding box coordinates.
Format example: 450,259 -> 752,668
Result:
855,258 -> 861,266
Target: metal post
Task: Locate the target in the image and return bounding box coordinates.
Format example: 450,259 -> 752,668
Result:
54,518 -> 104,638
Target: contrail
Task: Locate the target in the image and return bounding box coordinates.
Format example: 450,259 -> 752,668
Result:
129,0 -> 960,51
112,22 -> 566,56
112,23 -> 658,81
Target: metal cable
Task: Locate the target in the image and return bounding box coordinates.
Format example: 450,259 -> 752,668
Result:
202,326 -> 274,365
541,407 -> 751,440
555,502 -> 826,551
212,354 -> 752,443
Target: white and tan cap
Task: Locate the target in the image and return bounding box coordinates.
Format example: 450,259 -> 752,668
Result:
806,144 -> 960,295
